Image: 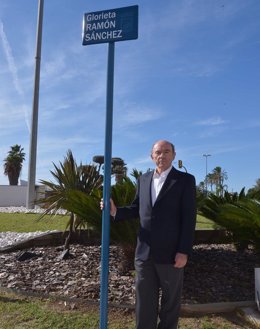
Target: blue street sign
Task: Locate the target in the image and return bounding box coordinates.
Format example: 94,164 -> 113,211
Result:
82,5 -> 138,45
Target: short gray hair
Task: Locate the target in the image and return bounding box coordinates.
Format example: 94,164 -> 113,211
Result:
151,140 -> 175,153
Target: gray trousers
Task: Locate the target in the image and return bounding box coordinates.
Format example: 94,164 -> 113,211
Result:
135,258 -> 184,329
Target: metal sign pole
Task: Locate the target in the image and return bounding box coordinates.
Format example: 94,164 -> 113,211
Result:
82,7 -> 138,327
100,41 -> 115,329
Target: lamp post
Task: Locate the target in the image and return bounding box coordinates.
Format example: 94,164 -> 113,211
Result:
26,0 -> 44,208
203,154 -> 211,195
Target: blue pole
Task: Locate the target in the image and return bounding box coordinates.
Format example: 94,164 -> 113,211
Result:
100,41 -> 115,329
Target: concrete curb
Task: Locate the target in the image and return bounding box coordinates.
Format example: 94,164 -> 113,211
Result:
181,300 -> 255,314
0,229 -> 232,253
240,306 -> 260,328
0,230 -> 100,253
0,285 -> 255,315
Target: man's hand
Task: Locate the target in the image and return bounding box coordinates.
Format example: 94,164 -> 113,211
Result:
100,198 -> 117,217
174,253 -> 188,268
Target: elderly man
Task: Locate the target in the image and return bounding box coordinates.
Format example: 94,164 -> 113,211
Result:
103,140 -> 196,329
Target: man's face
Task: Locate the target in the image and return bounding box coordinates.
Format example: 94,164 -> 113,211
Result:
151,141 -> 176,172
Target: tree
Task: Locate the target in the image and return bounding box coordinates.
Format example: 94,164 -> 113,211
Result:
111,157 -> 127,184
92,155 -> 127,184
3,144 -> 25,185
130,168 -> 143,181
247,178 -> 260,200
65,176 -> 139,272
200,188 -> 260,252
196,182 -> 207,211
207,173 -> 216,193
38,150 -> 103,250
219,199 -> 260,252
207,166 -> 228,196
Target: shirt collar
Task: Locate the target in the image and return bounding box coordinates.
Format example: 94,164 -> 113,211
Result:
153,166 -> 172,179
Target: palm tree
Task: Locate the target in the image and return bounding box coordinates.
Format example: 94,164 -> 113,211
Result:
66,177 -> 139,272
207,166 -> 228,196
196,182 -> 207,211
219,199 -> 260,252
111,157 -> 127,184
92,155 -> 127,184
201,188 -> 246,223
3,144 -> 25,185
201,188 -> 260,252
206,173 -> 216,193
130,168 -> 143,181
247,178 -> 260,200
38,150 -> 103,250
215,166 -> 228,196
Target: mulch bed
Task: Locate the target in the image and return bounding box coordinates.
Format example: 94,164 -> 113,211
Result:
0,244 -> 258,305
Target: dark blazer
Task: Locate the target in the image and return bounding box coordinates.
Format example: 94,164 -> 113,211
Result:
115,167 -> 197,264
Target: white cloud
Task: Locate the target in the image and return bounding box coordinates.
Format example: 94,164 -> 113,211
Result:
115,103 -> 164,128
198,126 -> 228,139
0,20 -> 24,97
0,102 -> 30,136
194,117 -> 227,126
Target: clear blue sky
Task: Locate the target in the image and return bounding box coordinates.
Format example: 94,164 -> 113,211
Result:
0,0 -> 259,192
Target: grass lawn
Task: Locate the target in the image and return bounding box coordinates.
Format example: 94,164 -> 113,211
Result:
0,213 -> 69,233
0,291 -> 252,329
0,213 -> 216,232
0,213 -> 69,232
196,214 -> 218,229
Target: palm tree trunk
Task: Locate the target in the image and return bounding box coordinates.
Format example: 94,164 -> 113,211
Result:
8,173 -> 19,185
64,213 -> 74,250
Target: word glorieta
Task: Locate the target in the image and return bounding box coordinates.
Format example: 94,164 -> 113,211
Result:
86,11 -> 116,22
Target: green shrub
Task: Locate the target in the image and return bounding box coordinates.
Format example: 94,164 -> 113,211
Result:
201,189 -> 260,252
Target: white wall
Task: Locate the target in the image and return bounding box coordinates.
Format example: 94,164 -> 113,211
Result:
0,185 -> 45,207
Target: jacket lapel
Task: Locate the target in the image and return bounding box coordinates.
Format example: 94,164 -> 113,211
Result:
155,168 -> 178,204
142,171 -> 154,207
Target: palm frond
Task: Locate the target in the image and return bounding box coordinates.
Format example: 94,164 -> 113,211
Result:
201,192 -> 260,251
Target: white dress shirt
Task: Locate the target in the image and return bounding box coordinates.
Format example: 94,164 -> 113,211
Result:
151,166 -> 172,206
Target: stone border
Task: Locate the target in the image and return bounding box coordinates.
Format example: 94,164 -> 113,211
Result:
0,285 -> 255,315
181,301 -> 255,315
0,229 -> 232,253
0,230 -> 100,253
240,307 -> 260,328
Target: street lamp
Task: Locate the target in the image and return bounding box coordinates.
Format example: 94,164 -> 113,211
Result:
26,0 -> 44,208
203,154 -> 211,195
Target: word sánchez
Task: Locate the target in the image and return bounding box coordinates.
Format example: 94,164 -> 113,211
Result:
84,30 -> 123,42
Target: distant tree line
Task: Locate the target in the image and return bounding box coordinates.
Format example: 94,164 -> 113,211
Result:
197,166 -> 228,197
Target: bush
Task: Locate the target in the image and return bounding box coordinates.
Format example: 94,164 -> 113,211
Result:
201,189 -> 260,251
